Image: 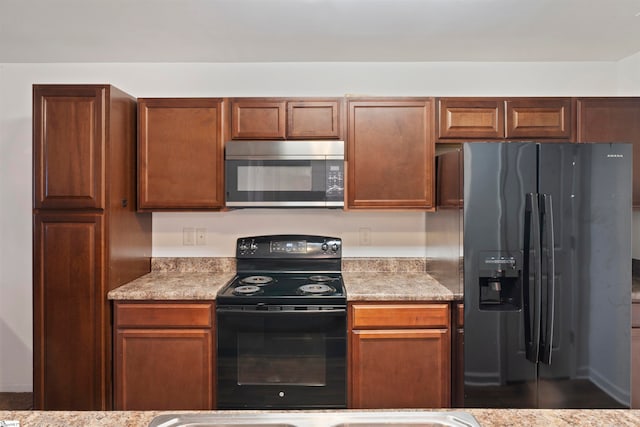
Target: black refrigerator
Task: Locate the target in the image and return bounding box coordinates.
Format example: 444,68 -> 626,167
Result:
427,142 -> 632,408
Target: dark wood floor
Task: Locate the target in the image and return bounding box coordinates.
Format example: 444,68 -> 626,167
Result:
0,393 -> 33,410
465,379 -> 627,409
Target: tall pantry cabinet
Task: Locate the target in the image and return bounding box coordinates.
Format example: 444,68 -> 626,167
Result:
32,85 -> 152,410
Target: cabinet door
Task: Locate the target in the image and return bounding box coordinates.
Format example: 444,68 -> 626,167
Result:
114,302 -> 214,410
347,99 -> 434,209
33,213 -> 105,410
231,99 -> 286,139
138,98 -> 224,210
115,329 -> 214,410
33,85 -> 105,209
505,98 -> 572,139
436,148 -> 463,209
576,98 -> 640,208
287,100 -> 341,139
350,329 -> 450,408
438,98 -> 504,140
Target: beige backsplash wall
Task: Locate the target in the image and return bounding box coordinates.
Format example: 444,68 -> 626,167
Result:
152,210 -> 428,258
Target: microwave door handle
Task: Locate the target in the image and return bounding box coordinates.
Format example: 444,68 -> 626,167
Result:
523,193 -> 541,364
540,194 -> 555,365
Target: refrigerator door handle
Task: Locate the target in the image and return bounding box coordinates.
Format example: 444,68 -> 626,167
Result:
539,194 -> 555,365
523,193 -> 542,363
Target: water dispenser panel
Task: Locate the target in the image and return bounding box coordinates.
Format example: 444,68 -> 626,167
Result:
478,251 -> 522,311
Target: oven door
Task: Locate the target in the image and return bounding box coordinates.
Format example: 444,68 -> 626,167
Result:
216,306 -> 347,409
225,159 -> 344,207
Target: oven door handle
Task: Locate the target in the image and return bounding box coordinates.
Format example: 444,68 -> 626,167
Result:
216,307 -> 347,315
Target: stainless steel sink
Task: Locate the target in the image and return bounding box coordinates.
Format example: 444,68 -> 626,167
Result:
148,411 -> 480,427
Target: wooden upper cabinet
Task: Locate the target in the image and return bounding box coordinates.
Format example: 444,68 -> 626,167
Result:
506,98 -> 572,139
576,98 -> 640,208
231,98 -> 342,140
138,98 -> 225,210
438,97 -> 573,141
347,98 -> 435,210
438,98 -> 504,140
33,85 -> 105,209
435,148 -> 463,209
287,100 -> 341,139
231,99 -> 286,139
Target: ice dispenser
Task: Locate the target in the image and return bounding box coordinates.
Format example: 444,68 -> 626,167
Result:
478,252 -> 521,311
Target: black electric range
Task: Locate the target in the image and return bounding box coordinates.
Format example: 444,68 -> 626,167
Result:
216,235 -> 347,409
216,234 -> 347,307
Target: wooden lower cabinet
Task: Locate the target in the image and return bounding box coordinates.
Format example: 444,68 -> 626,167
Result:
114,301 -> 215,410
348,303 -> 451,408
33,213 -> 105,410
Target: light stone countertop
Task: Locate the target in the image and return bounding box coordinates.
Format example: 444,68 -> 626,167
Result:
107,272 -> 235,300
107,271 -> 460,302
343,272 -> 461,301
108,257 -> 460,302
3,409 -> 640,427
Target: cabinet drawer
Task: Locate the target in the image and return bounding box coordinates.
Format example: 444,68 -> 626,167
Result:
633,303 -> 640,328
351,303 -> 449,329
115,302 -> 213,328
505,98 -> 572,139
231,100 -> 286,139
438,98 -> 504,139
287,100 -> 341,139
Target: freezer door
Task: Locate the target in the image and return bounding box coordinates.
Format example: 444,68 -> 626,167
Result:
536,143 -> 631,408
463,142 -> 539,407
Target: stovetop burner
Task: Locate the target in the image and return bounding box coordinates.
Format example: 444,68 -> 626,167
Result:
309,275 -> 336,282
232,285 -> 264,296
297,283 -> 336,296
240,275 -> 274,286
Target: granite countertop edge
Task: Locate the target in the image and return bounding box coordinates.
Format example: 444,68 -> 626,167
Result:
3,409 -> 640,427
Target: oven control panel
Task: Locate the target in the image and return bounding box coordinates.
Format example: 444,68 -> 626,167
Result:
237,235 -> 341,258
271,240 -> 307,253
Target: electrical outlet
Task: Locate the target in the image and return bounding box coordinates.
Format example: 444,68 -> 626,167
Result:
183,227 -> 195,246
359,227 -> 371,246
196,228 -> 207,246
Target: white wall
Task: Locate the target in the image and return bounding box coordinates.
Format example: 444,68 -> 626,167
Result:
0,60 -> 634,391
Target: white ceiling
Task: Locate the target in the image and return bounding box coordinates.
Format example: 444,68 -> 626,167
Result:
2,0 -> 640,63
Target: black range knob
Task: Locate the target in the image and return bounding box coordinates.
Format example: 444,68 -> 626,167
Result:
331,243 -> 339,252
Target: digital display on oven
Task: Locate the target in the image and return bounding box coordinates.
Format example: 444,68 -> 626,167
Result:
271,240 -> 307,253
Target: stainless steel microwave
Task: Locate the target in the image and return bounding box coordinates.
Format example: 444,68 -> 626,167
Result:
225,140 -> 344,208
